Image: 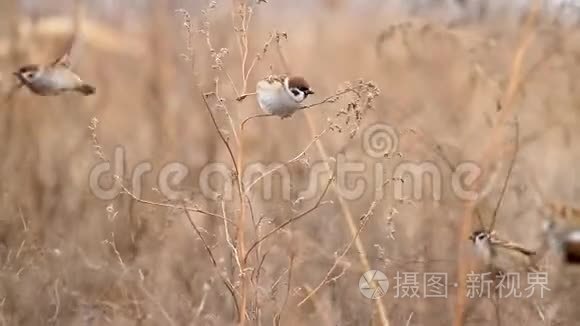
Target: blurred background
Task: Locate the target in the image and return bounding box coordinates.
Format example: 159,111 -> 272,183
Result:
1,0 -> 580,325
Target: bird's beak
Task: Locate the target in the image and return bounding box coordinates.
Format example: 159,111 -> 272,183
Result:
12,71 -> 19,77
306,89 -> 314,95
468,234 -> 474,241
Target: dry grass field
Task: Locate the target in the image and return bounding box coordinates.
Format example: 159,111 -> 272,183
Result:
2,1 -> 580,325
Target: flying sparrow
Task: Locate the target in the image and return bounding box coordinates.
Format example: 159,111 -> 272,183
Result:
542,202 -> 580,264
256,74 -> 314,118
13,44 -> 95,96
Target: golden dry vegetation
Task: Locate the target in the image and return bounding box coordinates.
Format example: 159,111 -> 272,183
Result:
1,1 -> 580,325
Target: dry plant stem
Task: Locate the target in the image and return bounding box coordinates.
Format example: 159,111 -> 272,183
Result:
182,205 -> 241,319
48,279 -> 60,323
201,92 -> 242,183
235,123 -> 263,324
494,293 -> 502,326
299,284 -> 333,325
233,0 -> 254,93
195,288 -> 209,319
233,25 -> 278,100
298,89 -> 353,111
225,71 -> 241,98
251,250 -> 270,283
235,109 -> 249,326
452,1 -> 540,325
406,312 -> 414,326
240,113 -> 277,130
209,77 -> 261,257
270,269 -> 289,297
222,199 -> 243,276
105,233 -> 127,272
0,2 -> 20,171
198,7 -> 241,99
139,282 -> 178,326
252,250 -> 270,326
235,92 -> 256,101
235,132 -> 247,255
212,79 -> 240,144
243,175 -> 334,263
116,181 -> 236,225
244,128 -> 330,193
212,3 -> 271,322
244,32 -> 276,83
301,113 -> 390,326
297,202 -> 377,306
227,5 -> 277,321
200,91 -> 249,324
273,254 -> 294,326
201,90 -> 248,242
18,205 -> 28,233
488,119 -> 520,232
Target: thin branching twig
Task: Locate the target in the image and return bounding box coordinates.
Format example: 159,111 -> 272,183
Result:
244,128 -> 329,193
297,201 -> 378,306
182,204 -> 241,318
243,175 -> 334,263
117,181 -> 236,225
488,119 -> 520,231
273,254 -> 294,326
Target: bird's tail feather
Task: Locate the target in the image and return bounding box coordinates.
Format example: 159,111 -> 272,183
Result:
76,84 -> 96,96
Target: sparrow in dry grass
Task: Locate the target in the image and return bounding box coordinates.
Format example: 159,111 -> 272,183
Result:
256,74 -> 314,118
13,42 -> 95,96
470,230 -> 538,274
468,119 -> 538,274
542,202 -> 580,264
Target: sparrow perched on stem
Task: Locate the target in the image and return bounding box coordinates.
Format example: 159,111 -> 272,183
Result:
256,74 -> 314,118
470,230 -> 537,273
469,119 -> 538,273
13,42 -> 95,96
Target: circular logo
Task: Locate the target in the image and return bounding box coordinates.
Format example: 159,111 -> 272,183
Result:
362,123 -> 399,158
359,270 -> 389,299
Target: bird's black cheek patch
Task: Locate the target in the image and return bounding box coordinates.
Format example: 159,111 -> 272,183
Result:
291,89 -> 300,96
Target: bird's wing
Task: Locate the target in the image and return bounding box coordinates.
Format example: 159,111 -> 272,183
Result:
51,52 -> 71,68
50,36 -> 76,68
548,202 -> 580,228
264,74 -> 286,84
50,1 -> 86,68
